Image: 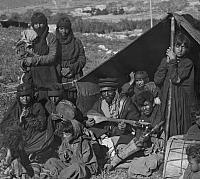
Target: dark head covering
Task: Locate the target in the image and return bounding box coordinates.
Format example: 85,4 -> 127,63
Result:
17,83 -> 34,97
30,12 -> 49,56
56,16 -> 72,30
31,12 -> 47,27
135,71 -> 149,83
56,16 -> 74,45
98,78 -> 119,92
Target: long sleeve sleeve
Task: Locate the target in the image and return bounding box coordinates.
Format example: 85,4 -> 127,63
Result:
31,33 -> 57,66
125,98 -> 140,121
169,58 -> 194,84
154,57 -> 168,86
68,39 -> 86,75
87,100 -> 104,116
121,82 -> 132,94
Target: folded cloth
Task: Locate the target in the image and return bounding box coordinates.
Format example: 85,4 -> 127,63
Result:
184,124 -> 200,141
128,153 -> 160,177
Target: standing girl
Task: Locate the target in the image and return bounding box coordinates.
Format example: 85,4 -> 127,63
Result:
154,33 -> 195,137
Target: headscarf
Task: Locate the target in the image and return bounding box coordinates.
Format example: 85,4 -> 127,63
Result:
56,16 -> 71,30
56,16 -> 77,61
31,12 -> 49,55
56,16 -> 73,44
31,12 -> 47,36
16,83 -> 34,98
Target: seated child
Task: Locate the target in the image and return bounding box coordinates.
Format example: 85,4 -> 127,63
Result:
121,71 -> 161,106
183,143 -> 200,179
15,29 -> 38,84
44,119 -> 98,179
184,109 -> 200,141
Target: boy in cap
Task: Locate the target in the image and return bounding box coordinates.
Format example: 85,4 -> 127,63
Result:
122,71 -> 161,106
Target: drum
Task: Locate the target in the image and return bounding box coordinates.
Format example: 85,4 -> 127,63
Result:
56,100 -> 77,120
163,135 -> 200,179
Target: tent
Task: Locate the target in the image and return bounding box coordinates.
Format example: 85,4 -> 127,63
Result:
76,13 -> 200,115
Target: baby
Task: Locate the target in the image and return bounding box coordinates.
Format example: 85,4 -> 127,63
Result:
15,29 -> 38,83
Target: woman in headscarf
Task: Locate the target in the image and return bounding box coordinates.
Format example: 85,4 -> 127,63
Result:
22,12 -> 59,88
0,83 -> 54,161
0,83 -> 55,177
56,16 -> 86,104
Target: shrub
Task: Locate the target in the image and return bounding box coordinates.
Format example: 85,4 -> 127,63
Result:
0,14 -> 8,20
10,12 -> 21,21
12,9 -> 161,33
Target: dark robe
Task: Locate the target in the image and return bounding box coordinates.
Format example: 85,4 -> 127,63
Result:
56,31 -> 86,83
23,27 -> 59,88
184,124 -> 200,141
56,30 -> 86,104
0,99 -> 54,155
154,57 -> 195,137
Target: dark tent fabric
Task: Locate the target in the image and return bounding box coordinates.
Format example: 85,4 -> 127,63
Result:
76,13 -> 200,115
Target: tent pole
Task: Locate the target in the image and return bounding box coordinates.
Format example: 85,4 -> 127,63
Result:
163,16 -> 175,178
165,16 -> 175,141
149,0 -> 153,28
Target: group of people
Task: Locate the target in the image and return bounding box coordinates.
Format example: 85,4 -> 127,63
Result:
16,12 -> 86,104
0,12 -> 200,179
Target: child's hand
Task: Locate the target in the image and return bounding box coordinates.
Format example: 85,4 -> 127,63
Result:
129,72 -> 135,85
64,152 -> 70,161
86,118 -> 95,127
166,47 -> 176,62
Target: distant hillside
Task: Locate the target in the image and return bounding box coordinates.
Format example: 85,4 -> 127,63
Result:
0,0 -> 199,21
0,0 -> 137,12
0,0 -> 52,10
